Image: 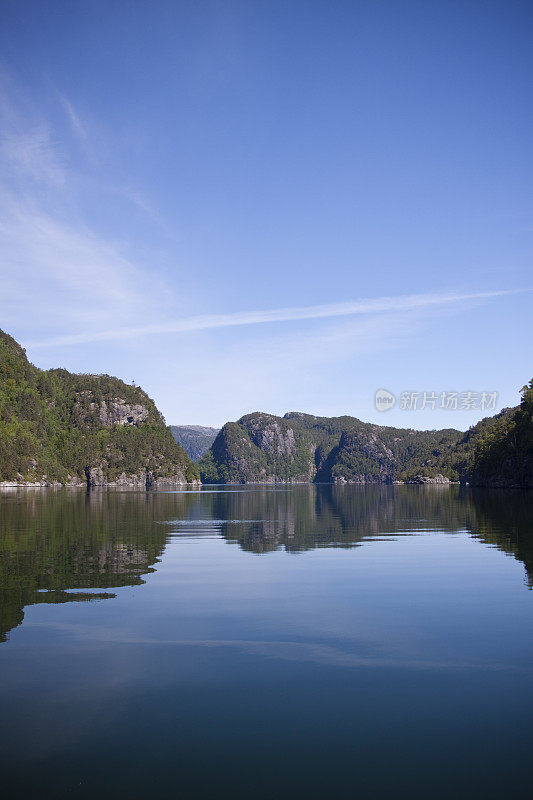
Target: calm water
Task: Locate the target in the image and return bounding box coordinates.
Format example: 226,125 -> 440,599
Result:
1,485 -> 532,799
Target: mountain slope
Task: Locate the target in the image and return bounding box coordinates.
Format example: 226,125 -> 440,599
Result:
199,390 -> 532,488
0,330 -> 199,487
198,411 -> 463,484
469,381 -> 533,487
170,425 -> 220,461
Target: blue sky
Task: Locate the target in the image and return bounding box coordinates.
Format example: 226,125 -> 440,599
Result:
1,0 -> 531,428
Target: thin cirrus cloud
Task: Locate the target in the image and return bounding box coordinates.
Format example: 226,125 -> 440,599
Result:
24,288 -> 525,348
0,80 -> 176,333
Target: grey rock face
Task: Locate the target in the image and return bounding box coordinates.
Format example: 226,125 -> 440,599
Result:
245,417 -> 296,457
332,474 -> 392,485
98,399 -> 149,427
1,468 -> 198,490
339,431 -> 395,464
85,468 -> 196,489
65,474 -> 85,487
0,478 -> 62,488
73,393 -> 150,429
406,474 -> 451,484
202,411 -> 468,485
112,471 -> 149,488
86,466 -> 106,486
150,473 -> 193,489
258,424 -> 296,457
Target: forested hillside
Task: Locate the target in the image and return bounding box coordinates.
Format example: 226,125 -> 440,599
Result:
199,411 -> 463,485
2,326 -> 529,489
469,381 -> 533,487
0,330 -> 199,486
199,392 -> 532,488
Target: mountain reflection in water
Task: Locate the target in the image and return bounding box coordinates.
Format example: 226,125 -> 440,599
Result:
1,484 -> 532,642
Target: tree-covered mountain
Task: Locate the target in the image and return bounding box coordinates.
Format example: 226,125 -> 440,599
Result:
198,411 -> 463,485
2,325 -> 530,489
170,425 -> 220,461
0,330 -> 199,487
469,381 -> 533,487
199,390 -> 533,488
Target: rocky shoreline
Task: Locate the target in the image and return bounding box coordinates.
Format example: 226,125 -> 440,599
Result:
1,469 -> 201,490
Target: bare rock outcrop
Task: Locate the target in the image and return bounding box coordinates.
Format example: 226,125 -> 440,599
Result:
73,393 -> 150,429
406,474 -> 451,484
98,399 -> 150,427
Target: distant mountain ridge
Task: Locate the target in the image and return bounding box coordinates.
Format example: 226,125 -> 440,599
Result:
199,389 -> 533,488
0,330 -> 199,487
2,326 -> 530,489
170,425 -> 220,461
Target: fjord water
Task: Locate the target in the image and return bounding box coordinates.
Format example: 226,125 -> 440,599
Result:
1,486 -> 532,799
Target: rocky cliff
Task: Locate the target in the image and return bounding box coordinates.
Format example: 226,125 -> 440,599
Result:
0,329 -> 199,487
198,411 -> 463,484
199,393 -> 533,488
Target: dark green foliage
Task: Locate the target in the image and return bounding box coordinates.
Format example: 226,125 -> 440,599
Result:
0,329 -> 199,484
199,410 -> 465,484
200,390 -> 533,488
469,381 -> 533,487
0,489 -> 199,641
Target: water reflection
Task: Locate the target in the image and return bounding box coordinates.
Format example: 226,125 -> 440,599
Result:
1,485 -> 532,642
0,490 -> 179,642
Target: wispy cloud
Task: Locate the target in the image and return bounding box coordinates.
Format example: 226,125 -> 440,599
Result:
1,125 -> 66,187
24,288 -> 526,348
57,93 -> 88,143
0,201 -> 153,328
0,78 -> 66,188
26,622 -> 528,673
0,75 -> 179,338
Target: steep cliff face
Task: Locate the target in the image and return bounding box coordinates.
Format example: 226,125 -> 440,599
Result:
0,329 -> 199,487
198,411 -> 463,484
73,395 -> 150,428
329,430 -> 396,484
199,393 -> 533,487
199,413 -> 319,483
